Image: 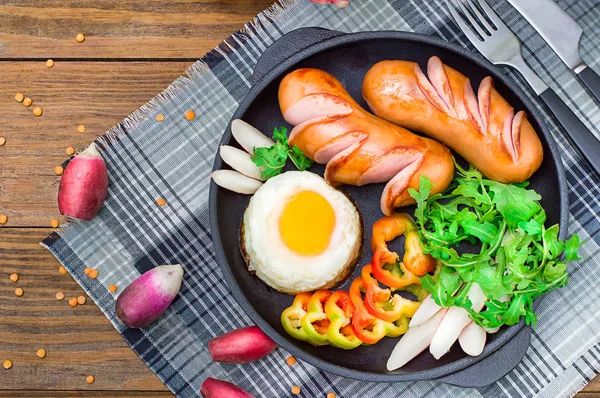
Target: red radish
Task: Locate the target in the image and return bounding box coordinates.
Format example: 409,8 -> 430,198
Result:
230,119 -> 274,154
208,326 -> 276,364
201,378 -> 254,398
429,283 -> 486,360
409,294 -> 442,328
459,322 -> 487,356
211,170 -> 263,194
115,264 -> 183,328
386,308 -> 447,371
309,0 -> 350,7
58,142 -> 108,221
219,146 -> 265,181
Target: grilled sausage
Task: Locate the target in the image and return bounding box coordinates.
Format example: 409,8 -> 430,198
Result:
362,56 -> 543,183
278,68 -> 454,215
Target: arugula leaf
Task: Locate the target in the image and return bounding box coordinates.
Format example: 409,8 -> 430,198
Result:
272,126 -> 288,143
502,294 -> 530,325
452,183 -> 490,206
408,175 -> 434,225
289,145 -> 314,171
543,261 -> 567,282
462,220 -> 498,244
485,181 -> 542,227
519,219 -> 543,236
251,126 -> 313,179
543,225 -> 564,259
472,262 -> 508,299
252,144 -> 288,179
420,266 -> 462,307
455,162 -> 484,180
564,235 -> 582,262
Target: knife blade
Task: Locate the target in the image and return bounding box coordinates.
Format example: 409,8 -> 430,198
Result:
508,0 -> 600,102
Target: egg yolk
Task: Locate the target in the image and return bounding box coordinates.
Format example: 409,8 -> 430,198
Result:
279,190 -> 336,256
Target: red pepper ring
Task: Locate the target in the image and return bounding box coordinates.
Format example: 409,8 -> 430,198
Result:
362,264 -> 421,323
371,213 -> 436,277
349,277 -> 388,345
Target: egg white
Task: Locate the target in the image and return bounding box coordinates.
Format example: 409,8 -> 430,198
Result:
241,171 -> 362,294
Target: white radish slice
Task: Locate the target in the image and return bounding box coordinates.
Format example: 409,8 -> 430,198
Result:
458,322 -> 487,356
429,283 -> 486,360
219,146 -> 264,181
231,119 -> 274,154
409,294 -> 442,328
211,170 -> 262,194
387,309 -> 448,371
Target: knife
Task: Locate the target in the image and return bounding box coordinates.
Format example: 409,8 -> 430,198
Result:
508,0 -> 600,103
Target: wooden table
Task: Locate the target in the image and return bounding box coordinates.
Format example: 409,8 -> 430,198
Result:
0,1 -> 598,397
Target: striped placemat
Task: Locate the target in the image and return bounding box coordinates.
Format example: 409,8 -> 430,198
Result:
42,0 -> 600,397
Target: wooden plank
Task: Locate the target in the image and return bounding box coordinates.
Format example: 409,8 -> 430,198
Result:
0,0 -> 275,59
584,378 -> 600,393
0,61 -> 190,227
0,228 -> 169,392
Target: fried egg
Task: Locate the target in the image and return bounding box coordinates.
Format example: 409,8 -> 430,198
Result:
240,171 -> 362,294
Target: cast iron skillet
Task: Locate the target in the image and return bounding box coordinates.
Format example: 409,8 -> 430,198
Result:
209,28 -> 568,387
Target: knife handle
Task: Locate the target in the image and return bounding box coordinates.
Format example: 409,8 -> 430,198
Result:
540,88 -> 600,175
578,66 -> 600,104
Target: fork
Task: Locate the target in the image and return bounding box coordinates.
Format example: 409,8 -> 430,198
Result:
445,0 -> 600,175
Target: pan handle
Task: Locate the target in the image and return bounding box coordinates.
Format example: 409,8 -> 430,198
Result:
252,27 -> 345,84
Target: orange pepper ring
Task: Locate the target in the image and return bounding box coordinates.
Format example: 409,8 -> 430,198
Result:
370,213 -> 435,277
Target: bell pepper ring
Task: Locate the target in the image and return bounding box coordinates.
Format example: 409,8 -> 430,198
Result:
301,290 -> 332,346
371,247 -> 420,289
281,292 -> 313,342
385,315 -> 410,337
371,213 -> 436,277
362,264 -> 421,323
348,277 -> 405,344
325,290 -> 362,349
399,283 -> 430,302
349,277 -> 388,344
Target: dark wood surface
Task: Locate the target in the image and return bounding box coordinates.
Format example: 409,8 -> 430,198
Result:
0,1 -> 598,396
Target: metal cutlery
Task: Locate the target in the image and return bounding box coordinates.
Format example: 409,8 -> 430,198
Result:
445,0 -> 600,175
507,0 -> 600,103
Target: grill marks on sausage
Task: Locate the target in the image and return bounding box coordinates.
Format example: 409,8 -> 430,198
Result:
464,79 -> 486,135
288,96 -> 427,192
427,56 -> 456,118
284,93 -> 353,126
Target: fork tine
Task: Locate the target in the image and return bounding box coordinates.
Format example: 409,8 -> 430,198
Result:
464,0 -> 495,32
475,0 -> 507,30
454,0 -> 488,39
445,0 -> 483,44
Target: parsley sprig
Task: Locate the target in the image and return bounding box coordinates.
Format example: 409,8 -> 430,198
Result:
408,162 -> 582,328
251,127 -> 313,179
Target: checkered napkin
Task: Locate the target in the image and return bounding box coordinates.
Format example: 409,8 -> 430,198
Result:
41,0 -> 600,397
